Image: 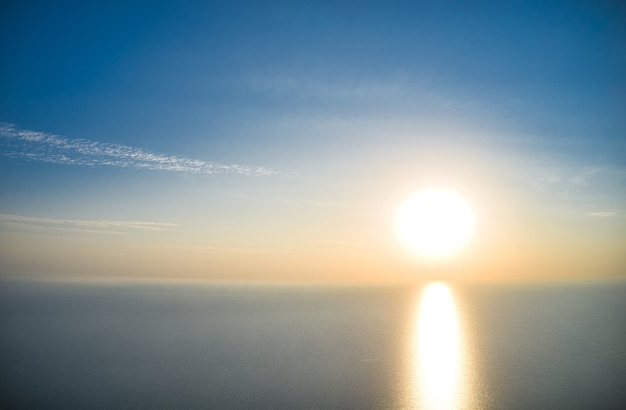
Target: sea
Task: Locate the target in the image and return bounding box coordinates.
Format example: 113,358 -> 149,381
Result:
0,278 -> 624,409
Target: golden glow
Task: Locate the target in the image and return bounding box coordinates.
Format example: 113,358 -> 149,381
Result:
397,188 -> 475,259
414,282 -> 464,410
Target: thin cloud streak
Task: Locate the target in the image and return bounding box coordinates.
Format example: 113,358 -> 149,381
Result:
153,245 -> 285,255
0,123 -> 279,176
0,213 -> 177,234
587,211 -> 619,218
313,239 -> 390,248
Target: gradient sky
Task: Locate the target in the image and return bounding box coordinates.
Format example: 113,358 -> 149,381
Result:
1,0 -> 624,282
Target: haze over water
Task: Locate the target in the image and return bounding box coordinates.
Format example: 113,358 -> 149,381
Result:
1,278 -> 624,409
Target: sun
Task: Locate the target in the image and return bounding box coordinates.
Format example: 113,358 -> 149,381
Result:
397,187 -> 475,259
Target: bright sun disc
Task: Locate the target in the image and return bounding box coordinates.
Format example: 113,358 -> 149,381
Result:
397,188 -> 475,258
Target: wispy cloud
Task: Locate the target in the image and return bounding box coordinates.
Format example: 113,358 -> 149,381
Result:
586,211 -> 619,218
527,162 -> 626,218
0,213 -> 177,235
312,239 -> 388,247
530,166 -> 602,193
147,245 -> 284,255
0,123 -> 279,176
247,71 -> 406,101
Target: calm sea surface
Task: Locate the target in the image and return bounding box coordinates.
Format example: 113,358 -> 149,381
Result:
1,279 -> 624,409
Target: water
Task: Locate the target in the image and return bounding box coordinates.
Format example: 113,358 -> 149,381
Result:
0,279 -> 624,409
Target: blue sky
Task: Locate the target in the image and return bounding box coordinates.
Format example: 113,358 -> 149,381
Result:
1,0 -> 624,280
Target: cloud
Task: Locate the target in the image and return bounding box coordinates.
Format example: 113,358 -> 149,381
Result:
148,245 -> 284,255
247,71 -> 405,101
526,162 -> 626,217
530,165 -> 618,197
530,166 -> 600,192
0,213 -> 177,235
0,123 -> 279,176
587,211 -> 618,218
312,239 -> 387,247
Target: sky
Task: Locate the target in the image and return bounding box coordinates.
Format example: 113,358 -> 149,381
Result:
1,0 -> 624,282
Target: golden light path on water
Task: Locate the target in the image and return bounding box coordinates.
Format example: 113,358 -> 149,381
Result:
412,282 -> 465,410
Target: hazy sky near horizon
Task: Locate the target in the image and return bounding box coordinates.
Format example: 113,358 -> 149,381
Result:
1,0 -> 624,281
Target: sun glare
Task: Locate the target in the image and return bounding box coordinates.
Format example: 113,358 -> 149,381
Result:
414,282 -> 463,409
397,187 -> 475,259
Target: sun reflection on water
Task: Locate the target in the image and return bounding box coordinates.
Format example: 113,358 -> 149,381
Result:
413,282 -> 464,410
